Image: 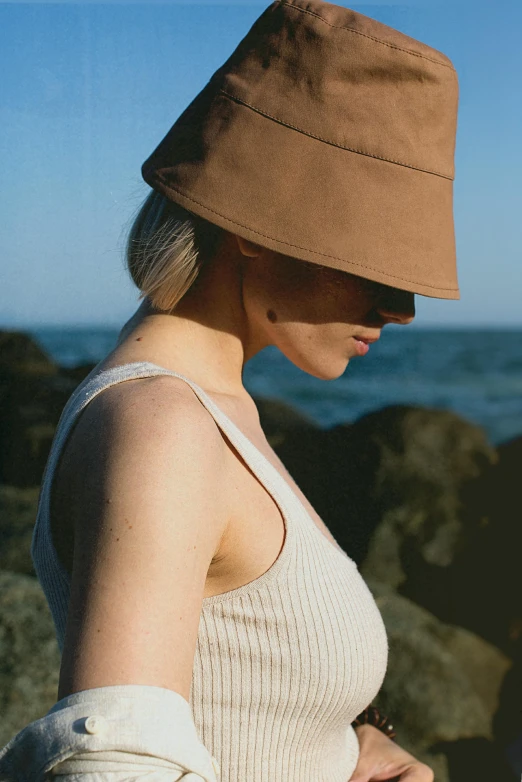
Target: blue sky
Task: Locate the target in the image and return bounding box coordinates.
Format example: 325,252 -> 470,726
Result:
1,1 -> 521,327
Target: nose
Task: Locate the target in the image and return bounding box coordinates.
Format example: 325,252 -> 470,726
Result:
375,288 -> 415,325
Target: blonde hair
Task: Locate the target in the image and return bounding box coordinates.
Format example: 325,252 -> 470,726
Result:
125,189 -> 225,313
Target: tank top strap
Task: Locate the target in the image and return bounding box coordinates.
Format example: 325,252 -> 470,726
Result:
38,360 -> 302,551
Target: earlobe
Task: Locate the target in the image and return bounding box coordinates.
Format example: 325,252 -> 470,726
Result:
235,234 -> 263,258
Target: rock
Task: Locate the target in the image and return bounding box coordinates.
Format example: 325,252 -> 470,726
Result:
442,435 -> 521,656
366,579 -> 514,781
0,331 -> 58,377
253,396 -> 318,448
352,405 -> 496,580
274,404 -> 496,572
0,485 -> 40,576
60,363 -> 97,383
367,579 -> 510,746
429,736 -> 517,782
0,371 -> 78,486
0,570 -> 60,746
272,404 -> 522,661
396,434 -> 522,657
0,331 -> 98,487
493,637 -> 522,770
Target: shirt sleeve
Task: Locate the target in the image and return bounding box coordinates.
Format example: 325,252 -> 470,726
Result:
0,684 -> 220,782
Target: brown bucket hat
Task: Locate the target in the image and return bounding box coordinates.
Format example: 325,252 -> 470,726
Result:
141,0 -> 460,299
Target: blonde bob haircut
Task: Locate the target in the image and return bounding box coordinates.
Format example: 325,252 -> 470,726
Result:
125,189 -> 226,313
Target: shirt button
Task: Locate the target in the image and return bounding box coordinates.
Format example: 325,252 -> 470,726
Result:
84,715 -> 108,735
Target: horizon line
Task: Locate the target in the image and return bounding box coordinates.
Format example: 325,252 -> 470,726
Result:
1,322 -> 521,331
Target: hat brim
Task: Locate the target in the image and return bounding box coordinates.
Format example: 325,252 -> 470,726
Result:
143,91 -> 460,300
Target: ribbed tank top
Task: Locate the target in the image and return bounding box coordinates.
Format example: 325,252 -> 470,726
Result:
31,361 -> 389,782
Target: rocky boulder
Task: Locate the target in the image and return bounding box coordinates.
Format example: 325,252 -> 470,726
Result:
0,330 -> 96,487
0,570 -> 60,747
368,579 -> 515,781
0,485 -> 40,576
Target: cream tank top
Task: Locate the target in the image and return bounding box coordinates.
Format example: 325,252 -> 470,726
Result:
31,361 -> 389,782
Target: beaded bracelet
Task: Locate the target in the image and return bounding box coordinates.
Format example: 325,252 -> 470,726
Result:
351,705 -> 397,740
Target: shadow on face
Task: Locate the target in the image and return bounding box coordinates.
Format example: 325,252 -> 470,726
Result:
236,235 -> 416,330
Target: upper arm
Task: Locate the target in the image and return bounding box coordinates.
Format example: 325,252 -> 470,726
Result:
57,375 -> 229,702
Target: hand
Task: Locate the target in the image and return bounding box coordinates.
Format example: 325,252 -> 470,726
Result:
349,724 -> 434,782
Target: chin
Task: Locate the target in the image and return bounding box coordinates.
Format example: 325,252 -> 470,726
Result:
292,355 -> 350,381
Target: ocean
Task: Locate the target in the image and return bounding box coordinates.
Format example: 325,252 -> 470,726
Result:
27,326 -> 522,447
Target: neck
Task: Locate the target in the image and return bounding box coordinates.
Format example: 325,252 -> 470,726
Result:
112,248 -> 268,397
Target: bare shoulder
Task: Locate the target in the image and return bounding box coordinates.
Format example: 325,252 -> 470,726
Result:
63,372 -> 228,486
57,373 -> 230,701
76,371 -> 224,440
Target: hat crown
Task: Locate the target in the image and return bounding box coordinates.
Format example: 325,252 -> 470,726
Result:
209,0 -> 458,179
141,0 -> 461,300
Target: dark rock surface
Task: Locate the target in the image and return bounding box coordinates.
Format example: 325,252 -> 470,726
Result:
270,406 -> 521,662
493,637 -> 522,774
0,485 -> 40,576
0,570 -> 60,747
273,404 -> 497,571
0,330 -> 59,376
427,434 -> 522,656
0,329 -> 98,487
368,578 -> 514,781
368,579 -> 510,742
255,396 -> 318,447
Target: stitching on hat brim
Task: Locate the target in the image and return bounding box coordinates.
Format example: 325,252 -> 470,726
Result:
219,89 -> 454,180
280,1 -> 456,72
149,175 -> 460,294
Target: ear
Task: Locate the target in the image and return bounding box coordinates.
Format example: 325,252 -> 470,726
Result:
235,234 -> 263,258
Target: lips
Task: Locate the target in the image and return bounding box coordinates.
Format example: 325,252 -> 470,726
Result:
353,337 -> 370,356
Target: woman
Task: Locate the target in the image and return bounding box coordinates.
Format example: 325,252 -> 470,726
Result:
0,1 -> 459,780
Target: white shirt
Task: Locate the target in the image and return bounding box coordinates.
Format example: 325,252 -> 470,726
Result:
0,684 -> 220,782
